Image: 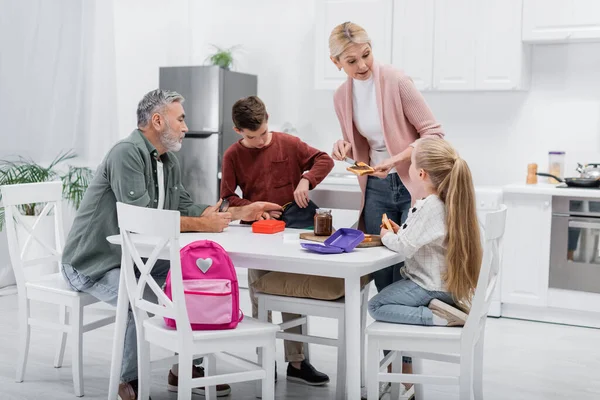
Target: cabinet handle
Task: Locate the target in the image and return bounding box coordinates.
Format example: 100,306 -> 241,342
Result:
544,201 -> 550,208
566,32 -> 573,39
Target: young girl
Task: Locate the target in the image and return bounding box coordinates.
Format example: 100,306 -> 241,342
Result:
369,138 -> 482,327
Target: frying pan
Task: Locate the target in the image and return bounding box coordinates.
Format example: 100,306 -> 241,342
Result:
536,172 -> 600,188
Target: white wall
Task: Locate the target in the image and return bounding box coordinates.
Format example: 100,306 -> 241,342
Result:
108,1 -> 600,187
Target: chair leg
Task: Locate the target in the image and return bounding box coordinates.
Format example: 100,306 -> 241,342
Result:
360,287 -> 369,387
412,357 -> 424,400
473,336 -> 485,400
54,305 -> 69,368
256,297 -> 268,398
261,337 -> 276,400
459,349 -> 474,400
366,336 -> 379,400
204,354 -> 217,400
16,295 -> 31,383
336,315 -> 346,400
136,315 -> 151,400
301,315 -> 310,362
70,301 -> 84,397
390,352 -> 401,400
177,353 -> 193,400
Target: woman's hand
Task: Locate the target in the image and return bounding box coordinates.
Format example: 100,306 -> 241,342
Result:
332,140 -> 352,161
372,157 -> 396,178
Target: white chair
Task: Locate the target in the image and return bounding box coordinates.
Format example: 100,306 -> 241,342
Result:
365,205 -> 507,400
116,202 -> 278,400
1,181 -> 115,397
256,284 -> 370,399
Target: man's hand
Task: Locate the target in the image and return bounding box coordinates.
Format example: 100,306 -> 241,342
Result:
294,178 -> 310,208
202,211 -> 232,232
231,202 -> 283,222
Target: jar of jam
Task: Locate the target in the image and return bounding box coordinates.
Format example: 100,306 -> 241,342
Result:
314,208 -> 333,236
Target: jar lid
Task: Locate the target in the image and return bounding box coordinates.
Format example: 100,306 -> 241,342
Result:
316,208 -> 331,214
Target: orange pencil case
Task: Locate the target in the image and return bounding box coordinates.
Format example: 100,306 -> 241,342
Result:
252,220 -> 286,234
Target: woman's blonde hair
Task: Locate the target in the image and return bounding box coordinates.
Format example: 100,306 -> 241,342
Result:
414,139 -> 482,308
329,21 -> 371,59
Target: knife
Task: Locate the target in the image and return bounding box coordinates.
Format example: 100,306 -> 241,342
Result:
344,157 -> 358,167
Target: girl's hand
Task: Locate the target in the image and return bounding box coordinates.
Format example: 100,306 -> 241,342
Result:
332,140 -> 352,161
389,219 -> 401,234
380,226 -> 391,237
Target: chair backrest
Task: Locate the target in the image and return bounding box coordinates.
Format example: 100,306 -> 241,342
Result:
116,202 -> 193,336
1,181 -> 65,290
463,205 -> 507,341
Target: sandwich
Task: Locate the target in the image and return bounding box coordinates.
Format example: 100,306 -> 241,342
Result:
346,161 -> 375,176
381,213 -> 393,231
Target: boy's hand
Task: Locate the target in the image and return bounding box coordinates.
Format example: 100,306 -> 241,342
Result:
294,178 -> 310,208
234,201 -> 282,221
332,140 -> 352,161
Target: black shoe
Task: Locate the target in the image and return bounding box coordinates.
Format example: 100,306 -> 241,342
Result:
286,360 -> 330,386
275,361 -> 278,382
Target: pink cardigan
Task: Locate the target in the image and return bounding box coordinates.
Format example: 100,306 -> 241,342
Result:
333,62 -> 444,224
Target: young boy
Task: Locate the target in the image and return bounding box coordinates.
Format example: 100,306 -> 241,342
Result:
220,96 -> 334,385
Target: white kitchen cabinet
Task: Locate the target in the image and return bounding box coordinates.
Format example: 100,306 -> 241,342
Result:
523,0 -> 600,43
432,0 -> 476,90
501,193 -> 552,307
314,0 -> 393,90
391,0 -> 434,90
389,0 -> 529,91
475,0 -> 531,90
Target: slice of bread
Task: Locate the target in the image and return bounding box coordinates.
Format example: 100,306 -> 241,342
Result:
381,213 -> 393,231
346,161 -> 375,176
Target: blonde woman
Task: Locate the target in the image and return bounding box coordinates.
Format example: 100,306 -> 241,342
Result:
329,21 -> 444,294
369,138 -> 482,396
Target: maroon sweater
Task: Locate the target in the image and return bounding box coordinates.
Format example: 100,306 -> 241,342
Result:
220,131 -> 334,207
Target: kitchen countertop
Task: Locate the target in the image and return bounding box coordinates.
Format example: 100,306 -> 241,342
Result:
315,173 -> 361,192
504,183 -> 600,198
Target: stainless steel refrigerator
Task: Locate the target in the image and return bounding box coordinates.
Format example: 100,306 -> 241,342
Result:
159,66 -> 257,205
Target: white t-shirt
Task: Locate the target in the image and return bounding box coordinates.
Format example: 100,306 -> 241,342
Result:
352,76 -> 395,173
156,160 -> 165,210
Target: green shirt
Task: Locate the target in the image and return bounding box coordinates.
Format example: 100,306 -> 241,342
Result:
62,129 -> 209,281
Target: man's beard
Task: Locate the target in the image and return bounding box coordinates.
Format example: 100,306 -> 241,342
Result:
159,120 -> 182,152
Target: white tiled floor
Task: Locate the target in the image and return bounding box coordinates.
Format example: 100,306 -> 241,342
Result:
1,288 -> 599,399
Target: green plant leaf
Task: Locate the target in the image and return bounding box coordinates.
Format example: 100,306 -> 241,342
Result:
0,149 -> 92,230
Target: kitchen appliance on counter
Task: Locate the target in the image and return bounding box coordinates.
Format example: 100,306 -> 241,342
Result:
550,196 -> 600,294
159,66 -> 257,205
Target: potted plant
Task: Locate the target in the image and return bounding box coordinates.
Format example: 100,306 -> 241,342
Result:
205,44 -> 240,70
0,149 -> 93,230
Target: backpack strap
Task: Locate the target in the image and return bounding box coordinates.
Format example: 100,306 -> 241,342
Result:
238,309 -> 244,322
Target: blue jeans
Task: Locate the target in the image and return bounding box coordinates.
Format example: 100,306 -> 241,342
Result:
368,277 -> 455,326
62,261 -> 170,383
363,174 -> 412,292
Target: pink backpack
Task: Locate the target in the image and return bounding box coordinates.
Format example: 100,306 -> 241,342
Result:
164,240 -> 243,330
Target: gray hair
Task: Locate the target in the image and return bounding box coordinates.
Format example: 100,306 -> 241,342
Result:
136,89 -> 185,128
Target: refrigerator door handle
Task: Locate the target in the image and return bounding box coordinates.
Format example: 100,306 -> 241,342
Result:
184,131 -> 220,138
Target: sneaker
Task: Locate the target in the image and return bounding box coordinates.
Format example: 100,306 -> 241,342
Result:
428,298 -> 468,326
167,366 -> 231,397
118,379 -> 151,400
286,360 -> 330,386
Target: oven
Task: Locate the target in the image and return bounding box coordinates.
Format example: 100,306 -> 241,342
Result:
550,197 -> 600,294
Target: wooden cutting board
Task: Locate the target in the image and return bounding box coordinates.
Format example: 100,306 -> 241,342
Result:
299,232 -> 383,248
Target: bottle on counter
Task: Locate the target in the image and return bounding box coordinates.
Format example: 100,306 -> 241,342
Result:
548,151 -> 565,184
314,208 -> 333,236
526,163 -> 538,185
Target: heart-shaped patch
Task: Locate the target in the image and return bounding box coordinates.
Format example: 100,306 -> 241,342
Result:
196,257 -> 213,273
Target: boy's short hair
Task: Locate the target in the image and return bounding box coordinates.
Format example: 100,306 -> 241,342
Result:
232,96 -> 268,131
